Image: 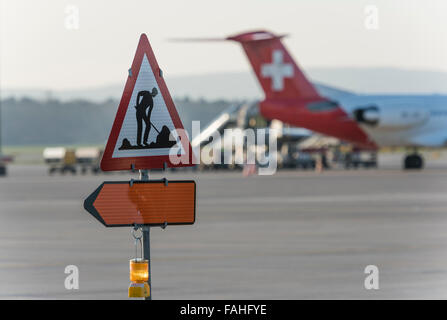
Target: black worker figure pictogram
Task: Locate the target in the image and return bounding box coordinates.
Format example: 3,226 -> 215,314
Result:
136,88 -> 157,146
119,88 -> 178,151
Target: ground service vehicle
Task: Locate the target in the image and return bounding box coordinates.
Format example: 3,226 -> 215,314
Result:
43,147 -> 77,175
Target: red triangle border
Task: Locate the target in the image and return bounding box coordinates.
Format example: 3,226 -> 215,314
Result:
100,34 -> 195,171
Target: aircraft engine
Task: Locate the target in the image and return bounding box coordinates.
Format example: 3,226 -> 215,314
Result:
353,105 -> 429,129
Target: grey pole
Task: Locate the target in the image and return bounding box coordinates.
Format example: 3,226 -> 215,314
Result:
0,27 -> 6,177
0,102 -> 1,157
142,225 -> 151,300
0,62 -> 5,177
139,169 -> 151,300
0,23 -> 2,158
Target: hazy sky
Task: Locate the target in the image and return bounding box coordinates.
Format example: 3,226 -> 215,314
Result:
1,0 -> 446,90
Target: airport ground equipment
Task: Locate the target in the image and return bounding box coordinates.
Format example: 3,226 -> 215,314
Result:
340,146 -> 378,169
344,151 -> 377,169
43,147 -> 77,174
83,34 -> 196,299
0,155 -> 13,176
193,101 -> 369,172
281,149 -> 316,169
75,147 -> 103,174
0,98 -> 14,176
193,102 -> 312,170
0,162 -> 5,176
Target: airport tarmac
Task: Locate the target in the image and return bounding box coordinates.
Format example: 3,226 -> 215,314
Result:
1,156 -> 447,299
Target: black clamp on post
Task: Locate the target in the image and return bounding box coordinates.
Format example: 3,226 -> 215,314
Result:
163,177 -> 168,187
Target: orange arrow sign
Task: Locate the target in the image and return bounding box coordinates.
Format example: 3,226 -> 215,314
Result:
84,180 -> 196,227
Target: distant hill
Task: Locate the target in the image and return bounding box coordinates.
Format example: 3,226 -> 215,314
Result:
2,67 -> 447,146
2,67 -> 447,102
0,97 -> 233,146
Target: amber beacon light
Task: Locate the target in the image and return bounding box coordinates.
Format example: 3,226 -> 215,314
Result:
128,229 -> 150,298
129,259 -> 150,298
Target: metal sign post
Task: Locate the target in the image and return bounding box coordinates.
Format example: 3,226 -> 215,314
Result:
139,169 -> 152,300
142,225 -> 151,300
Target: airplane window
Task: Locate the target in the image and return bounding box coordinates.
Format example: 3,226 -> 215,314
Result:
307,100 -> 338,112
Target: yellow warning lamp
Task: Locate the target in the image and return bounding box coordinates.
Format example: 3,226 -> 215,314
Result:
128,228 -> 150,298
129,281 -> 150,298
130,258 -> 148,282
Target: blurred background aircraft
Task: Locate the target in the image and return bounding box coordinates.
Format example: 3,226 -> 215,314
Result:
180,30 -> 447,169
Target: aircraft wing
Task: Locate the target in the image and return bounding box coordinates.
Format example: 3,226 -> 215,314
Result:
280,127 -> 313,142
314,83 -> 355,101
409,133 -> 447,148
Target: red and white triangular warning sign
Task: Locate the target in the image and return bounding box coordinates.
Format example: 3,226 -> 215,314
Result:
101,34 -> 195,171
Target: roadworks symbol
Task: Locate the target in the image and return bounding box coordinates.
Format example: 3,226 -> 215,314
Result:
118,88 -> 176,151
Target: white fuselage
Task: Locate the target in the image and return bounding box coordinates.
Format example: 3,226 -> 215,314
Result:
337,94 -> 447,148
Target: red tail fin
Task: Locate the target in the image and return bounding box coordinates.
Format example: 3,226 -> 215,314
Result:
227,30 -> 321,101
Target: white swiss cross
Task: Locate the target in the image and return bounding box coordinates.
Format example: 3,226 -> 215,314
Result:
261,50 -> 294,91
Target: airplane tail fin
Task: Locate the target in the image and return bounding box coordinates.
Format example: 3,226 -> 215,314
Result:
226,30 -> 322,101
